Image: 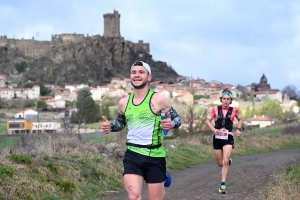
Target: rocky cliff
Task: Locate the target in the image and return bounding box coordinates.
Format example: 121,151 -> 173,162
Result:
0,35 -> 178,87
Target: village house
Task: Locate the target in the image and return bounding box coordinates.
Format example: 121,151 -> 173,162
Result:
65,84 -> 89,93
250,89 -> 282,103
0,85 -> 40,100
105,88 -> 128,98
192,87 -> 206,96
55,92 -> 77,102
209,80 -> 223,87
0,88 -> 14,99
281,94 -> 299,114
53,87 -> 70,95
150,81 -> 164,90
174,91 -> 193,105
90,88 -> 103,101
190,79 -> 204,88
14,109 -> 39,119
45,99 -> 66,109
0,75 -> 6,87
39,96 -> 53,101
97,85 -> 110,95
245,115 -> 275,128
156,89 -> 171,99
176,75 -> 190,83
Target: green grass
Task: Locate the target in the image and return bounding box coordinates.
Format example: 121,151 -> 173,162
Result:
166,142 -> 214,171
6,154 -> 33,165
0,123 -> 7,132
84,133 -> 115,143
262,164 -> 300,199
0,165 -> 15,178
84,122 -> 100,129
0,137 -> 21,149
0,129 -> 299,199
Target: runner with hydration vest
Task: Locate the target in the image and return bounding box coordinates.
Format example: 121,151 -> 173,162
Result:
206,88 -> 243,194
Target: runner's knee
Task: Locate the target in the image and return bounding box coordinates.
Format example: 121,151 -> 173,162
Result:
127,191 -> 141,200
217,161 -> 223,167
223,159 -> 230,166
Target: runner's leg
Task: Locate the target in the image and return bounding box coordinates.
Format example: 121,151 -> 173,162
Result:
221,144 -> 233,182
214,149 -> 223,167
124,174 -> 144,200
147,182 -> 165,200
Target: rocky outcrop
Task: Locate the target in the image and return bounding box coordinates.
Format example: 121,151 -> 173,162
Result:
0,35 -> 178,87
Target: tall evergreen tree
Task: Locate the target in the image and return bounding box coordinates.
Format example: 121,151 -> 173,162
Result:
76,87 -> 92,108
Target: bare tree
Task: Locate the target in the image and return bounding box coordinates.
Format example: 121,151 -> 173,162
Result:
282,85 -> 298,100
183,104 -> 208,133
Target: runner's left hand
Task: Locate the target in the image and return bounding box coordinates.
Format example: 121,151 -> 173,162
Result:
161,112 -> 173,130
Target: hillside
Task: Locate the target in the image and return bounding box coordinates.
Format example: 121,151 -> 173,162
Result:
0,35 -> 178,87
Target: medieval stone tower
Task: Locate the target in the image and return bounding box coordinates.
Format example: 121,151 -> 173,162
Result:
103,10 -> 121,37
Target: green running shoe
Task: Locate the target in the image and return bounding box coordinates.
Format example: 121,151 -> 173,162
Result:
229,158 -> 232,166
219,185 -> 227,194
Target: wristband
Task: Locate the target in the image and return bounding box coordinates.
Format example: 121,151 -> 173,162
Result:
237,128 -> 242,131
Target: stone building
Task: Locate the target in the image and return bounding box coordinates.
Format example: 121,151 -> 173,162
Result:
103,10 -> 121,37
251,74 -> 271,91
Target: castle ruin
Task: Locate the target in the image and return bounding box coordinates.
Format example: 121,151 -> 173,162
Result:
103,10 -> 121,37
0,10 -> 150,58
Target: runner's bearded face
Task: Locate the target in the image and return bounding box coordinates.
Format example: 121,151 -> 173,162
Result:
130,66 -> 151,89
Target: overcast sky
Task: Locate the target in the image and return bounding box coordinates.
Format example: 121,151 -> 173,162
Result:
1,0 -> 300,90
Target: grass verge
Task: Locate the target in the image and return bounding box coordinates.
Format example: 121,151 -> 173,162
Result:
261,164 -> 300,200
0,131 -> 299,199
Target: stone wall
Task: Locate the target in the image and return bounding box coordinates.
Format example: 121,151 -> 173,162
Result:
52,33 -> 85,43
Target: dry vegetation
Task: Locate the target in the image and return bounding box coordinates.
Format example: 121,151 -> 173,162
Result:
0,123 -> 299,199
260,164 -> 300,200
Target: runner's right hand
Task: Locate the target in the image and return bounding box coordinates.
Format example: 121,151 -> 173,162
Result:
101,116 -> 111,134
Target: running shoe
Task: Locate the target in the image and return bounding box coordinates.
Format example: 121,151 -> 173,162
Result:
219,185 -> 226,194
229,158 -> 232,166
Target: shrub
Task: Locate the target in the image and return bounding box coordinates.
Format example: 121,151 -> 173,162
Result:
0,165 -> 14,178
6,154 -> 32,165
57,179 -> 75,192
45,160 -> 59,173
14,62 -> 26,73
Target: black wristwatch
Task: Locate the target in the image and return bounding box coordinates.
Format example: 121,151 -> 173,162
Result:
237,128 -> 242,132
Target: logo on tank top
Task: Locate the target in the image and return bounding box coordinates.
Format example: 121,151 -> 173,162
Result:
140,110 -> 152,119
126,114 -> 133,121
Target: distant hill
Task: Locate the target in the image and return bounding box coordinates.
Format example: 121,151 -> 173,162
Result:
0,35 -> 178,87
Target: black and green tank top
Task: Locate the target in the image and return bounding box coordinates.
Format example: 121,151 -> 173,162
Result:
124,89 -> 166,157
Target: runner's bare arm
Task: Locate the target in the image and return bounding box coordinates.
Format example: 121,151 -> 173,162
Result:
236,117 -> 243,136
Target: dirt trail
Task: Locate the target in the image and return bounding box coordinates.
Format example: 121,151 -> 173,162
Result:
100,148 -> 300,200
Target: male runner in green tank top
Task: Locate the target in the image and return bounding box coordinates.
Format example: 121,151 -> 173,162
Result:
102,61 -> 182,200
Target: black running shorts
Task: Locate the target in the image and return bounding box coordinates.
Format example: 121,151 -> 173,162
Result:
123,149 -> 166,183
213,134 -> 234,150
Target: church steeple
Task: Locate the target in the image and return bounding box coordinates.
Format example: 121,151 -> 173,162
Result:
260,74 -> 268,85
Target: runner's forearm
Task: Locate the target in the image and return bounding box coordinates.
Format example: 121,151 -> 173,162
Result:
111,113 -> 126,132
169,107 -> 182,129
